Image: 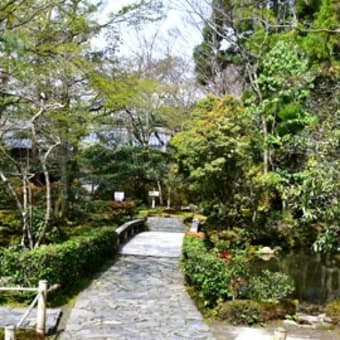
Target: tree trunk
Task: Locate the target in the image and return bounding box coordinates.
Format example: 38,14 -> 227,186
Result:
35,142 -> 59,248
59,142 -> 69,219
30,106 -> 60,248
21,171 -> 28,248
0,170 -> 27,245
167,186 -> 171,209
27,176 -> 34,249
22,170 -> 34,249
157,180 -> 163,205
261,114 -> 269,175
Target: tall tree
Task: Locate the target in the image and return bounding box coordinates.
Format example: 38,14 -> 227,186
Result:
189,0 -> 339,174
0,0 -> 102,247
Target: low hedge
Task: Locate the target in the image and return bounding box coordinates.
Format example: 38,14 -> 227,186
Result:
0,227 -> 117,291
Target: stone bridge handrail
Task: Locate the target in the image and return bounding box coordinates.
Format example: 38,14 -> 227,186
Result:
116,218 -> 146,245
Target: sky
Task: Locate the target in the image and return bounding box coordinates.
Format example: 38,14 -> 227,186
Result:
92,0 -> 206,60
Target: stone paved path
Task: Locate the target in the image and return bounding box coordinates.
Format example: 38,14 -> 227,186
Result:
61,217 -> 214,339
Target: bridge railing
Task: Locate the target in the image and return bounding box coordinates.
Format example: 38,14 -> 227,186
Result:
115,218 -> 146,246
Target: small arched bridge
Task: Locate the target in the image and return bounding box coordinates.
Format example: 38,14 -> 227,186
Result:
61,217 -> 214,339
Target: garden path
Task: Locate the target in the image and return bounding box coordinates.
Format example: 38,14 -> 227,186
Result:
60,217 -> 215,339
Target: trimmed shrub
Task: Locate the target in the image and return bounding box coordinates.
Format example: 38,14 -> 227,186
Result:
0,227 -> 117,291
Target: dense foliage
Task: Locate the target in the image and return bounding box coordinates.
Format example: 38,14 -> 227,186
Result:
187,0 -> 339,254
173,55 -> 339,251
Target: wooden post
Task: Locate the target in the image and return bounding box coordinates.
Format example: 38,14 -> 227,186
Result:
36,280 -> 48,335
273,327 -> 287,340
4,325 -> 16,340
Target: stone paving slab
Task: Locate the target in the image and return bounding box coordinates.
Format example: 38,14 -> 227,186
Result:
0,307 -> 61,333
61,256 -> 214,340
119,231 -> 184,258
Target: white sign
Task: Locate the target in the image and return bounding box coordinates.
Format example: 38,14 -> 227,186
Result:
148,191 -> 160,197
114,192 -> 125,202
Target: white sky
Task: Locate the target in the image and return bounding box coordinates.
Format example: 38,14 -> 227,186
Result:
92,0 -> 206,60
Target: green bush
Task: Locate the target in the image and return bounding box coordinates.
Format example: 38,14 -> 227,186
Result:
182,236 -> 251,305
326,299 -> 340,325
259,300 -> 296,320
182,236 -> 232,306
216,299 -> 296,324
182,234 -> 207,257
208,228 -> 251,252
247,269 -> 294,301
217,300 -> 263,325
0,227 -> 117,291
